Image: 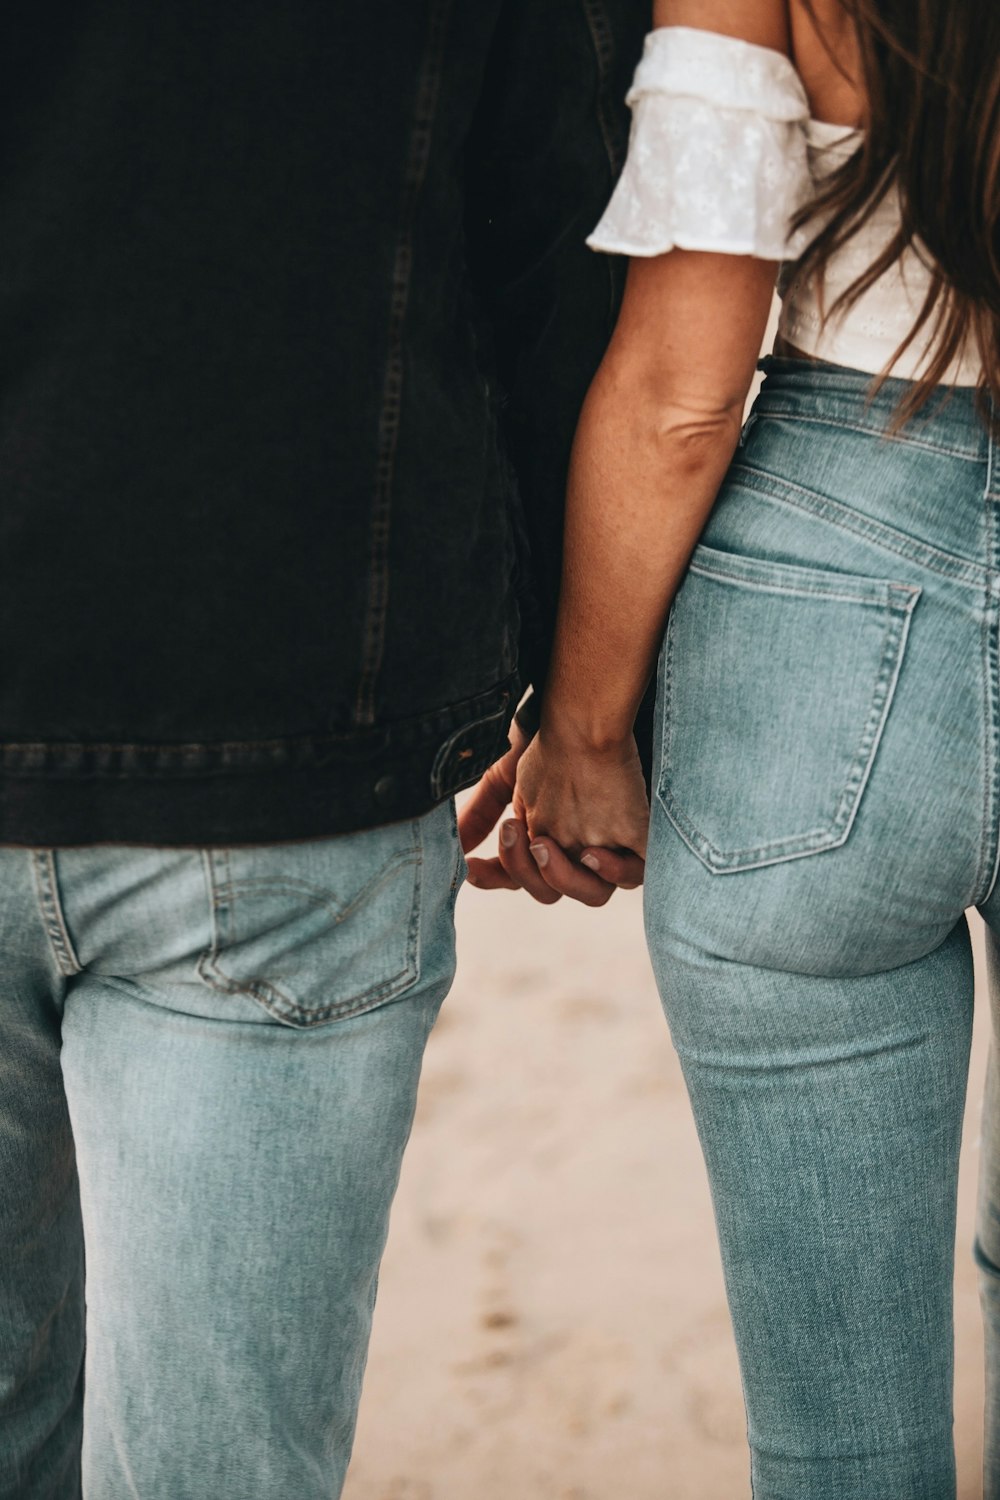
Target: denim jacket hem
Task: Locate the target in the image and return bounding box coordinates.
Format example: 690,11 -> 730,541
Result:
0,677 -> 516,847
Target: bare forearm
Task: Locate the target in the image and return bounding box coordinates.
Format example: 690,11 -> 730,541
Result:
541,362 -> 741,748
539,247 -> 777,749
503,2 -> 795,882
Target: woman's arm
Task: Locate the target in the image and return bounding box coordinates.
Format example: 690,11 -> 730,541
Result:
539,250 -> 777,756
515,251 -> 777,859
514,0 -> 790,863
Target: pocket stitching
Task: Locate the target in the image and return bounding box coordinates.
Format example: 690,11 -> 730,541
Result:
197,843 -> 422,1025
688,549 -> 919,607
732,461 -> 985,588
657,566 -> 920,873
746,407 -> 979,462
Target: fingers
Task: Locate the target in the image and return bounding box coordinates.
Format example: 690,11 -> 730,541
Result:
457,747 -> 518,854
465,855 -> 521,891
579,846 -> 646,889
497,819 -> 562,904
463,823 -> 642,906
525,836 -> 617,907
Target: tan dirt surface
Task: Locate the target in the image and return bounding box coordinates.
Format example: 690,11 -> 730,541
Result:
343,880 -> 989,1500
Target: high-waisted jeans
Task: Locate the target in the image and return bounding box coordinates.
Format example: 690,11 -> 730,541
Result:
0,799 -> 462,1499
644,357 -> 1000,1499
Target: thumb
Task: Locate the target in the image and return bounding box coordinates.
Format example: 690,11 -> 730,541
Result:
456,746 -> 519,854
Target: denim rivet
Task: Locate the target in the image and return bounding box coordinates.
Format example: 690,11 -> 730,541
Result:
373,774 -> 398,808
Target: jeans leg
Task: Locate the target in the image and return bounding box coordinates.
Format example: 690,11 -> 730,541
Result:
0,853 -> 84,1500
646,902 -> 974,1500
974,924 -> 1000,1499
57,802 -> 461,1500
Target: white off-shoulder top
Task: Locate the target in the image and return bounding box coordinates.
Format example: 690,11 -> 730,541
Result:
588,27 -> 982,387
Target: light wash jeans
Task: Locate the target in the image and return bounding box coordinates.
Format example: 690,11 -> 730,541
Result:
0,799 -> 462,1499
645,356 -> 1000,1499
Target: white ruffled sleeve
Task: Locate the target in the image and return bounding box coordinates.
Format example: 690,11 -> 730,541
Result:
588,27 -> 814,261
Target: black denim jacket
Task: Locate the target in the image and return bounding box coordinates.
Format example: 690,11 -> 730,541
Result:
0,1 -> 646,844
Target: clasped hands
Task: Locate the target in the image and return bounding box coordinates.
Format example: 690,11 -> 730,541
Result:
457,719 -> 650,906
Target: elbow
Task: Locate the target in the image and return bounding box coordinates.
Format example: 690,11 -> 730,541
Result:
582,354 -> 750,479
645,404 -> 744,476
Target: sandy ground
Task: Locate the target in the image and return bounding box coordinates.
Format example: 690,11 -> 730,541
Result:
342,875 -> 991,1500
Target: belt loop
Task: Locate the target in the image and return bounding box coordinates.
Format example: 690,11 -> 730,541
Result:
987,400 -> 997,501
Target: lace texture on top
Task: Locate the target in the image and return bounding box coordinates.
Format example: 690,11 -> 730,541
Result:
778,122 -> 982,384
588,26 -> 982,385
587,27 -> 814,260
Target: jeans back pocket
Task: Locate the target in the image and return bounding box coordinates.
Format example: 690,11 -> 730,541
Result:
658,544 -> 920,874
198,823 -> 422,1027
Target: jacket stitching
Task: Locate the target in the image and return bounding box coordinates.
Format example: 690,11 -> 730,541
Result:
581,0 -> 625,330
354,0 -> 454,727
0,676 -> 519,775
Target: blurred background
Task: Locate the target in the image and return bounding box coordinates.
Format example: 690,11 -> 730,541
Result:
342,869 -> 990,1500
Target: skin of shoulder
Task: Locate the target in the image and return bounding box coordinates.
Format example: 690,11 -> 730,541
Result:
653,0 -> 864,126
788,0 -> 865,126
652,0 -> 790,52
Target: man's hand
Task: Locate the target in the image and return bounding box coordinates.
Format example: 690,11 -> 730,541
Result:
457,721 -> 644,907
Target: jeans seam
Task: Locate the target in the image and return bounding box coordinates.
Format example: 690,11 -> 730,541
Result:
657,576 -> 919,872
197,839 -> 424,1025
30,851 -> 82,977
732,462 -> 988,588
974,497 -> 1000,907
445,797 -> 466,897
688,559 -> 915,607
749,407 -> 983,461
986,420 -> 996,500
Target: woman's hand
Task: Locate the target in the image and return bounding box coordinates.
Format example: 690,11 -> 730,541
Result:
513,727 -> 650,880
458,719 -> 646,904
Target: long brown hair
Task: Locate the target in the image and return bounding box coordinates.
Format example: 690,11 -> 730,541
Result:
793,0 -> 1000,425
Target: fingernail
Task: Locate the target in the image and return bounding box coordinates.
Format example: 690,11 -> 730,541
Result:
500,821 -> 518,848
529,843 -> 549,868
580,853 -> 600,872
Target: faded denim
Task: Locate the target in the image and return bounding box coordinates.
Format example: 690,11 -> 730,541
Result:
0,800 -> 462,1500
645,356 -> 1000,1498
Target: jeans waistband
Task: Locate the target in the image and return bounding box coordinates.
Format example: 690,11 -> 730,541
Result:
755,355 -> 991,463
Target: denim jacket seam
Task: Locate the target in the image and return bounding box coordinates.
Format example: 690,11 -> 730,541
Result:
580,0 -> 626,330
0,675 -> 518,779
354,0 -> 454,729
